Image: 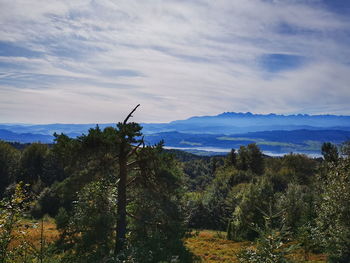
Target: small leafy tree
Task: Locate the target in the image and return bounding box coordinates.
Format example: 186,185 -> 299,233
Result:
228,178 -> 275,241
236,144 -> 264,175
56,180 -> 116,263
236,207 -> 298,263
296,223 -> 320,261
0,183 -> 28,263
276,183 -> 310,232
247,144 -> 265,175
202,168 -> 238,230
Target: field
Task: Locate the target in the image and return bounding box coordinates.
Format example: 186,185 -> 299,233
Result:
14,221 -> 327,263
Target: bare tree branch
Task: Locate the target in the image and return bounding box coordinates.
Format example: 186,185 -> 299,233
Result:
127,160 -> 138,167
127,137 -> 144,157
126,177 -> 137,187
123,104 -> 140,125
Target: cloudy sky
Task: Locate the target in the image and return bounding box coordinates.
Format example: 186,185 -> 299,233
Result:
0,0 -> 349,123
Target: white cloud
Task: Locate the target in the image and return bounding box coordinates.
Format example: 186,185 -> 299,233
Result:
0,0 -> 349,123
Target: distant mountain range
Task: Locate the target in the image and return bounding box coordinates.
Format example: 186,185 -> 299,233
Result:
142,112 -> 350,134
0,129 -> 53,143
1,112 -> 350,155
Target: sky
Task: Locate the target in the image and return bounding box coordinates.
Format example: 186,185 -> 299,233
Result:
0,0 -> 349,124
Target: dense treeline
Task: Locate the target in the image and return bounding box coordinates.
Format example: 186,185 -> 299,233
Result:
183,141 -> 350,262
1,115 -> 350,262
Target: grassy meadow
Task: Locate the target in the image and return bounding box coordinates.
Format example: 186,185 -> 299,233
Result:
14,220 -> 327,263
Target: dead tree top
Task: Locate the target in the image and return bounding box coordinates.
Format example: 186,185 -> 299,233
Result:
123,104 -> 140,125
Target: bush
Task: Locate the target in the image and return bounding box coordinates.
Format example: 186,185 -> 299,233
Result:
228,178 -> 275,241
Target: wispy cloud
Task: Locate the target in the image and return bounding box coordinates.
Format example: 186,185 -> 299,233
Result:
0,0 -> 349,123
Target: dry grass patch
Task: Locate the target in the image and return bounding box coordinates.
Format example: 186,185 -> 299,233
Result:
185,230 -> 327,263
9,217 -> 59,249
185,230 -> 249,263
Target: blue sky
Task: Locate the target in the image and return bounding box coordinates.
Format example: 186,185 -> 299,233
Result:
0,0 -> 349,123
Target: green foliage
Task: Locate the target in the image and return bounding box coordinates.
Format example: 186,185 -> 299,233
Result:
276,184 -> 313,232
31,187 -> 60,218
236,208 -> 298,263
45,126 -> 122,215
236,146 -> 249,171
340,140 -> 350,157
0,141 -> 19,198
51,133 -> 78,171
247,144 -> 265,175
17,143 -> 49,188
41,150 -> 66,187
236,144 -> 264,175
279,154 -> 318,185
56,181 -> 116,263
316,157 -> 350,262
127,147 -> 193,262
228,178 -> 275,241
296,223 -> 321,261
0,173 -> 60,263
202,168 -> 244,230
321,142 -> 339,163
48,117 -> 191,262
183,158 -> 213,191
185,169 -> 252,231
2,124 -> 348,262
183,192 -> 208,229
55,207 -> 69,232
265,172 -> 289,192
226,149 -> 237,167
0,183 -> 28,263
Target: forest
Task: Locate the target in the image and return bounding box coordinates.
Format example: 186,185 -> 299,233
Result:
0,109 -> 350,263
